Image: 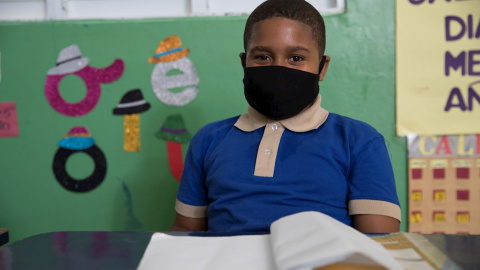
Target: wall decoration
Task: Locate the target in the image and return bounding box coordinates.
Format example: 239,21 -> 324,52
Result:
0,102 -> 19,137
396,1 -> 480,135
113,89 -> 150,152
148,35 -> 190,64
150,35 -> 199,106
408,134 -> 480,234
45,45 -> 124,117
122,181 -> 143,230
155,114 -> 191,181
53,126 -> 107,192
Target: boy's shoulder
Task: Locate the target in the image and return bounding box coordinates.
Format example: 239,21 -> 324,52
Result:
200,115 -> 240,132
191,115 -> 240,141
325,112 -> 383,140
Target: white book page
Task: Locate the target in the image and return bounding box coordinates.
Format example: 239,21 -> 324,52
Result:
137,233 -> 275,270
269,211 -> 404,270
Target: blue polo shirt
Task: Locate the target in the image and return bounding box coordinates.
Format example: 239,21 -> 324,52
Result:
176,95 -> 401,233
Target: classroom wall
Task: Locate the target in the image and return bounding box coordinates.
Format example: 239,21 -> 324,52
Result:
0,0 -> 407,244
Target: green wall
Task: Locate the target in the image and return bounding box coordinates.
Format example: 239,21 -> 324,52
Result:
0,0 -> 407,244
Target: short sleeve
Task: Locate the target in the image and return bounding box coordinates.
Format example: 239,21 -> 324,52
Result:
347,137 -> 401,222
175,134 -> 208,218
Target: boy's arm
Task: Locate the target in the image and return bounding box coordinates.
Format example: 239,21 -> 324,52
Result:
352,214 -> 400,233
171,213 -> 207,232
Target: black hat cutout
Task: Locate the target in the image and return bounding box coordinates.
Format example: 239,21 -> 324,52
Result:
113,89 -> 151,115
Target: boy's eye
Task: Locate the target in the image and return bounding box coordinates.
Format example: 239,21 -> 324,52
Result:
290,55 -> 304,62
255,55 -> 270,61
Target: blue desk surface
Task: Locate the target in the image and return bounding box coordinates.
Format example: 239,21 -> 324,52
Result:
0,231 -> 479,270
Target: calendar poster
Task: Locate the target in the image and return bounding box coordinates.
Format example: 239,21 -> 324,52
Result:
408,134 -> 480,234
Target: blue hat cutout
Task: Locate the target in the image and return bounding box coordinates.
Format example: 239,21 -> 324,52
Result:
58,126 -> 95,150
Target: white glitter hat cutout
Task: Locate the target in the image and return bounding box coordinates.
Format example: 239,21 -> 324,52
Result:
47,45 -> 90,75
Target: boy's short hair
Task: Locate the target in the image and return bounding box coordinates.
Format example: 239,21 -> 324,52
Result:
243,0 -> 326,56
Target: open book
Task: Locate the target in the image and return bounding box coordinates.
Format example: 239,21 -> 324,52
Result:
137,211 -> 457,270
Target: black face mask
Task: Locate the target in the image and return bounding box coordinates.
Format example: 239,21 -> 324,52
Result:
243,65 -> 321,120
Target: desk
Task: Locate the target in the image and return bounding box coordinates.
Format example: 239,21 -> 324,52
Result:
0,231 -> 152,270
0,231 -> 479,270
0,229 -> 8,246
423,234 -> 480,270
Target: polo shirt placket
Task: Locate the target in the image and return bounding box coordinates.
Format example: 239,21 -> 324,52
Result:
254,121 -> 285,177
234,95 -> 329,178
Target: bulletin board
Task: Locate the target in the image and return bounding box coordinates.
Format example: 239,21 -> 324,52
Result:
396,0 -> 480,136
0,1 -> 407,244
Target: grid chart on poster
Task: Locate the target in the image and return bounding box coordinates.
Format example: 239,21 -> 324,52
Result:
408,135 -> 480,234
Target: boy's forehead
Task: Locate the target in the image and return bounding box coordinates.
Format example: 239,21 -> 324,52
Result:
251,17 -> 313,33
248,17 -> 316,49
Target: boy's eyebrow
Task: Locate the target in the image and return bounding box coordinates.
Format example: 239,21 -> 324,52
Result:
249,46 -> 272,53
249,46 -> 311,53
288,46 -> 311,53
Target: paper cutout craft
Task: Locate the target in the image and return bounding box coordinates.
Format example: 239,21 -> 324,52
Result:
53,126 -> 107,192
45,45 -> 124,117
150,35 -> 199,106
113,89 -> 151,152
0,102 -> 19,137
155,114 -> 191,181
148,35 -> 190,64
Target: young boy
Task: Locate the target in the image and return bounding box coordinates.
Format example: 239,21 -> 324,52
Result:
172,0 -> 401,233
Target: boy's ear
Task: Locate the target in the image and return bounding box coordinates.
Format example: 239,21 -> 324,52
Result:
319,55 -> 331,82
239,52 -> 246,69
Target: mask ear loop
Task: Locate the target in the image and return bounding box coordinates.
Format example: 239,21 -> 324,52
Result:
318,55 -> 326,75
316,55 -> 327,96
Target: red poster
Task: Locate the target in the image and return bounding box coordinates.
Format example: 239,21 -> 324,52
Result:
0,102 -> 19,137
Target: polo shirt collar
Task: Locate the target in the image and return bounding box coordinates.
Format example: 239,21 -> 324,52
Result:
234,94 -> 329,132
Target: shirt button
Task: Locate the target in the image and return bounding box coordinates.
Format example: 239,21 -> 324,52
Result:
271,123 -> 278,130
264,149 -> 271,155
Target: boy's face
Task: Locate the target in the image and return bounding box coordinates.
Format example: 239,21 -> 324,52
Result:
241,17 -> 328,81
